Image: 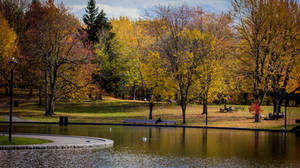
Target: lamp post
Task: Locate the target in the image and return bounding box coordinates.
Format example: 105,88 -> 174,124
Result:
8,57 -> 17,142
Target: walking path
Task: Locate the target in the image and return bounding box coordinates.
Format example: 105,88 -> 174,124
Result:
1,115 -> 32,122
0,99 -> 32,122
0,134 -> 113,150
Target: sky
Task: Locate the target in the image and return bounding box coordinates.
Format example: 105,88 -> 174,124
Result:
57,0 -> 232,20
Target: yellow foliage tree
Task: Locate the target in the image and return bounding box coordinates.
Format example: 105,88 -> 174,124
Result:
232,0 -> 300,114
0,13 -> 17,85
141,52 -> 174,119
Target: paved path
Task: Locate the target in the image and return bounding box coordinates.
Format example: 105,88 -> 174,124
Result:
1,115 -> 32,122
0,134 -> 113,150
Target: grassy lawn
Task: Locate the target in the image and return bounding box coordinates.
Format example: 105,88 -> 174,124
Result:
0,136 -> 52,145
1,96 -> 299,130
0,116 -> 6,121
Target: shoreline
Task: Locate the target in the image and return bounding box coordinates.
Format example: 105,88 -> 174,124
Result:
0,121 -> 298,133
0,133 -> 113,150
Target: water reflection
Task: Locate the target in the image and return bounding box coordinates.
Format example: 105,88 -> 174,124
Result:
202,128 -> 207,156
254,131 -> 259,157
0,124 -> 299,167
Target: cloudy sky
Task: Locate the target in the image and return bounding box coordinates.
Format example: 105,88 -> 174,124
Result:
57,0 -> 232,20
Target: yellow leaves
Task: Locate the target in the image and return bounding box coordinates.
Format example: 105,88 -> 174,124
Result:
111,17 -> 142,50
141,52 -> 165,85
141,52 -> 174,101
0,13 -> 17,61
0,13 -> 17,80
286,57 -> 300,93
176,51 -> 193,76
178,28 -> 212,43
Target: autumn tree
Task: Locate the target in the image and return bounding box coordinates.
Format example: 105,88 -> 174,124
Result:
24,0 -> 91,115
146,6 -> 215,124
190,12 -> 236,114
232,0 -> 274,105
141,52 -> 174,119
110,17 -> 144,100
265,0 -> 299,113
232,0 -> 300,114
0,0 -> 28,37
0,13 -> 17,86
0,0 -> 34,92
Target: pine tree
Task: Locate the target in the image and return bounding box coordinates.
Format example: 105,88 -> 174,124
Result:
83,0 -> 111,44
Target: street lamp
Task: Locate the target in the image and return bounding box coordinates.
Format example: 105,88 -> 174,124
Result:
8,57 -> 17,142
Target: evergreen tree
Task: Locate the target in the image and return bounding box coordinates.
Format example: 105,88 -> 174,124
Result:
83,0 -> 111,44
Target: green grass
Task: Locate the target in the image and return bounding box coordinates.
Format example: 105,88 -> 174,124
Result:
5,97 -> 300,129
0,116 -> 6,121
260,124 -> 297,130
18,100 -> 148,114
15,99 -> 151,122
0,136 -> 52,145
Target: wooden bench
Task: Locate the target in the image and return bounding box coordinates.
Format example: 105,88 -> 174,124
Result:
291,119 -> 300,132
124,119 -> 176,125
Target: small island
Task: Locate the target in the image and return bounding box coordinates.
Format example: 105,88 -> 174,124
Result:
0,136 -> 52,146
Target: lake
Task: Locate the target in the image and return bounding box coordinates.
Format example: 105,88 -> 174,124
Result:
0,124 -> 299,167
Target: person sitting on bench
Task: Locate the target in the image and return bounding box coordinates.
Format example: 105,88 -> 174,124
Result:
155,118 -> 162,124
269,113 -> 273,120
224,105 -> 228,111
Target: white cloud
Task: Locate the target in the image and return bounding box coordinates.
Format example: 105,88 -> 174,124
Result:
69,4 -> 141,20
67,0 -> 231,20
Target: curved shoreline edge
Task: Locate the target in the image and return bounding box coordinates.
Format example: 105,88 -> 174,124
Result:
0,134 -> 113,150
0,121 -> 298,133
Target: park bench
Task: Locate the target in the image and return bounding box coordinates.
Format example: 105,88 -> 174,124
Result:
219,105 -> 233,113
123,119 -> 176,125
263,113 -> 284,120
291,119 -> 300,132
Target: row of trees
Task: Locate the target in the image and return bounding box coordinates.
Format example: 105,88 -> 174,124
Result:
232,0 -> 299,113
0,0 -> 299,123
0,0 -> 94,115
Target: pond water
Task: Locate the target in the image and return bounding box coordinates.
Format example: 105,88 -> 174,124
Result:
0,124 -> 299,167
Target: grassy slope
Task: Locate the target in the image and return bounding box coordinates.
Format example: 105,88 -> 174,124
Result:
1,96 -> 299,129
0,116 -> 6,121
0,136 -> 52,145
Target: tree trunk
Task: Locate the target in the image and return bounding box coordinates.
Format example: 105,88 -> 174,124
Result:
44,64 -> 49,116
149,102 -> 154,120
48,82 -> 55,115
131,85 -> 136,100
181,105 -> 186,124
217,94 -> 221,105
202,98 -> 208,125
89,89 -> 92,99
273,99 -> 278,114
179,86 -> 188,124
243,92 -> 248,105
5,88 -> 8,96
29,88 -> 32,96
202,99 -> 207,114
38,86 -> 42,106
47,62 -> 57,116
48,94 -> 54,115
273,91 -> 283,114
98,91 -> 102,100
179,90 -> 187,124
278,96 -> 283,113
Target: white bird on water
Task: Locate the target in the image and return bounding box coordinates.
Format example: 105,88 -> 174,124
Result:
142,137 -> 147,142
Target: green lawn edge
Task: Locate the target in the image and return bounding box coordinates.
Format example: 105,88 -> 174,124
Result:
0,136 -> 52,145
